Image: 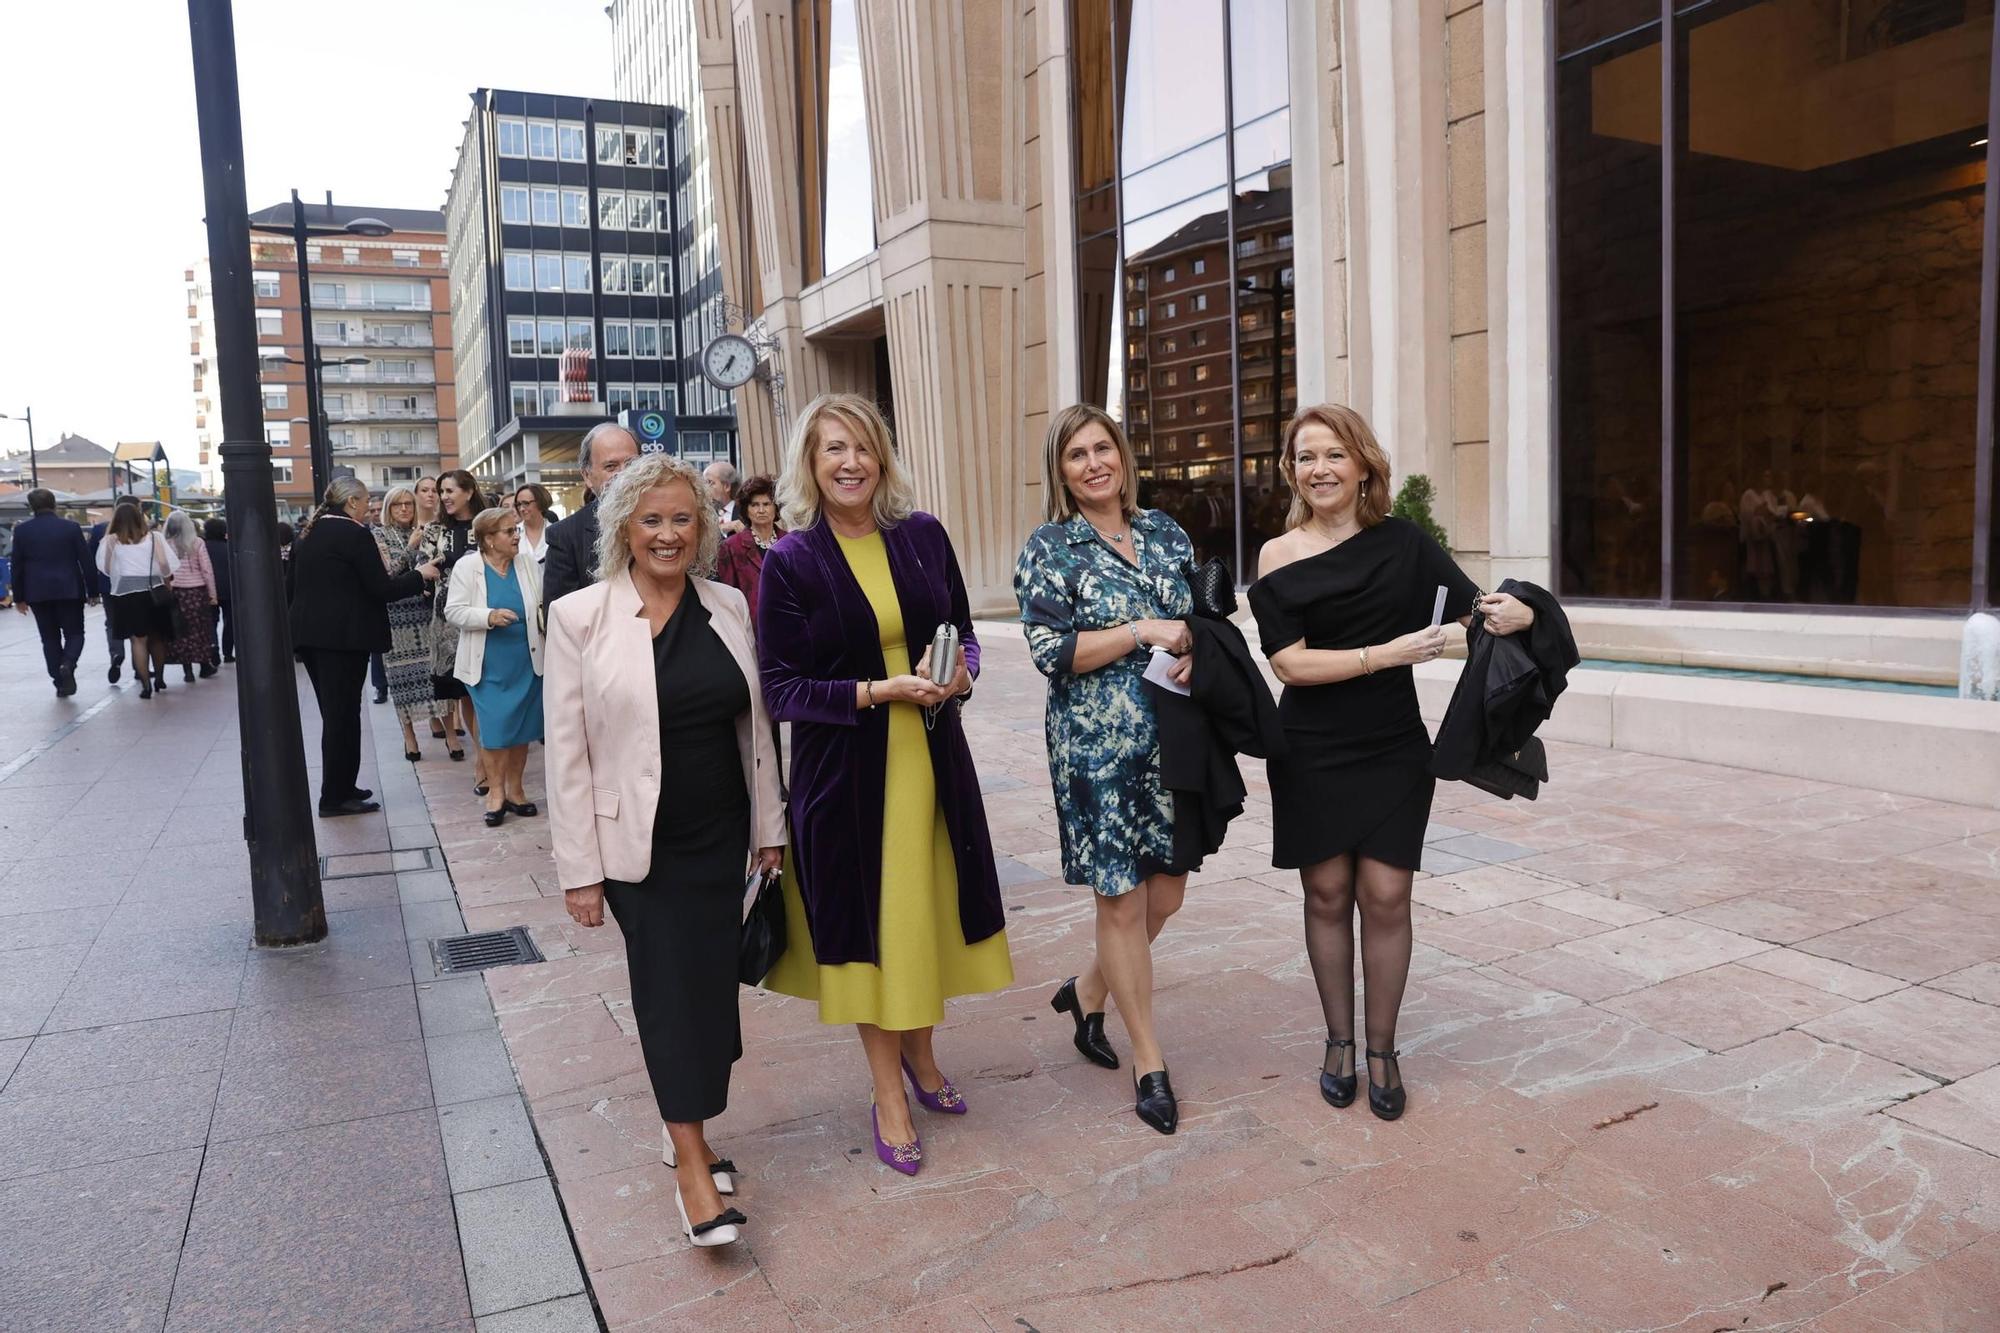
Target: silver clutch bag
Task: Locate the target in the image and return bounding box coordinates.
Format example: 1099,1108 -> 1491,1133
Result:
930,621 -> 959,685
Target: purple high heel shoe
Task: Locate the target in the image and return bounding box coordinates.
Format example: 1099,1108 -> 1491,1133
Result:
900,1056 -> 968,1115
872,1104 -> 922,1176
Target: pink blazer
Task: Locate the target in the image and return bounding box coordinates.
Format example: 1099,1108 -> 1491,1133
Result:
544,566 -> 786,890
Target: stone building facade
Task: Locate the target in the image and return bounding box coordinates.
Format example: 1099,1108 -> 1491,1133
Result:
679,0 -> 1996,680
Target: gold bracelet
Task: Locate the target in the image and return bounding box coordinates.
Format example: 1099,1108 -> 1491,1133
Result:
1359,645 -> 1372,675
864,678 -> 876,708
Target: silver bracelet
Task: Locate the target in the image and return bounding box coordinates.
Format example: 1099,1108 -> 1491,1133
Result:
1129,623 -> 1145,652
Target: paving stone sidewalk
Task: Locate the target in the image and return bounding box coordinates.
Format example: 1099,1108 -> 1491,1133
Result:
418,621 -> 2000,1331
0,608 -> 591,1333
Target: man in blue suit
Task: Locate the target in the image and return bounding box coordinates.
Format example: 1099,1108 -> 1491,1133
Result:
12,490 -> 94,696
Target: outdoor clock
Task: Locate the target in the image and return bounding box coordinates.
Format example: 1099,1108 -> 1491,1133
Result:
700,332 -> 759,390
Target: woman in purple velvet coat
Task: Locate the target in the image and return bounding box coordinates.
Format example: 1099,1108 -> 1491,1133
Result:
758,393 -> 1014,1177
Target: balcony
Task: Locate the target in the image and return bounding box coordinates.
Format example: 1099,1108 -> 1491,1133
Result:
308,293 -> 433,312
321,365 -> 437,385
316,326 -> 435,349
325,404 -> 439,423
331,440 -> 441,458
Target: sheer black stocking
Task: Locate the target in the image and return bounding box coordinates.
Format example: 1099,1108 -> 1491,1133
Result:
1355,857 -> 1415,1092
1300,854 -> 1357,1079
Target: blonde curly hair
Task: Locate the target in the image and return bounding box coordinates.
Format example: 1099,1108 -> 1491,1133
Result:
593,453 -> 720,582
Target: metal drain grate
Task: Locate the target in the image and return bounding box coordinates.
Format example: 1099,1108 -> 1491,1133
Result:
431,927 -> 544,974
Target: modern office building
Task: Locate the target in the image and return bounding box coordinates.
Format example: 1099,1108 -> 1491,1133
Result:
663,0 -> 1997,690
194,200 -> 459,515
445,88 -> 732,506
609,0 -> 735,423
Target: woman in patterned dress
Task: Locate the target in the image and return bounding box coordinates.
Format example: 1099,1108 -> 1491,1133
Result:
378,486 -> 444,761
161,511 -> 219,682
421,470 -> 486,775
1014,404 -> 1195,1136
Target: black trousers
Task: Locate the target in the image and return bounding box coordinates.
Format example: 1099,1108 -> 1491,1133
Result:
300,647 -> 369,806
370,650 -> 387,694
31,600 -> 86,680
213,599 -> 234,661
104,602 -> 125,666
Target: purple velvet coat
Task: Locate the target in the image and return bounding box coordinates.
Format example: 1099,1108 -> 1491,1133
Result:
757,512 -> 1004,967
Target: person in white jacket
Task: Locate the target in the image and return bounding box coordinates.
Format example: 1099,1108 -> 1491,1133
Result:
444,507 -> 545,825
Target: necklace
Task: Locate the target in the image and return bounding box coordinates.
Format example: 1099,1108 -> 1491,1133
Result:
1304,517 -> 1361,550
1084,513 -> 1130,545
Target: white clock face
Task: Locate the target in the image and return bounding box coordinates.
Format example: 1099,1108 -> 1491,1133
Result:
702,334 -> 758,389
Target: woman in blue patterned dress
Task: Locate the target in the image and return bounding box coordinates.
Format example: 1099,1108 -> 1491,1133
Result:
1014,404 -> 1195,1136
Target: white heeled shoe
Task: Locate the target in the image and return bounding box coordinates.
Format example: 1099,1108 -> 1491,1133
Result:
674,1184 -> 744,1248
663,1124 -> 736,1195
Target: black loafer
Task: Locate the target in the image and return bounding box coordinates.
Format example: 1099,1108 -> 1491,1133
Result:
483,807 -> 506,827
1050,976 -> 1119,1069
1134,1069 -> 1178,1135
503,800 -> 538,817
318,798 -> 381,817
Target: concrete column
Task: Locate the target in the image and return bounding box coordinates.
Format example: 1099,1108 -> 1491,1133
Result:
1288,0 -> 1350,409
1484,0 -> 1554,585
1342,0 -> 1453,498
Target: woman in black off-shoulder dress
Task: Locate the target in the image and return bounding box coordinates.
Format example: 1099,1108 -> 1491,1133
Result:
1250,404 -> 1536,1122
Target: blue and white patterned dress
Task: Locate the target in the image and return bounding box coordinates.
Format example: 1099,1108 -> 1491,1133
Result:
1014,509 -> 1195,897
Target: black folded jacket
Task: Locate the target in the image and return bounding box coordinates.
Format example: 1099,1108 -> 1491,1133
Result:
1148,616 -> 1288,874
1430,579 -> 1578,800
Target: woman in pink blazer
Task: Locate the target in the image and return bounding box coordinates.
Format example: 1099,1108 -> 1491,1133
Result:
544,453 -> 786,1251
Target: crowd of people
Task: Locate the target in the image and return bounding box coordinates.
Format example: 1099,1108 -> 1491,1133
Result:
10,394 -> 1566,1255
11,489 -> 233,699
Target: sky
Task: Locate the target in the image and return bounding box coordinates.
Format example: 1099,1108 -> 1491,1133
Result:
0,0 -> 615,476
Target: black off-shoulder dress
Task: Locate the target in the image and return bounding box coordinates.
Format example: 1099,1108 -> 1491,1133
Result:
1247,518 -> 1479,871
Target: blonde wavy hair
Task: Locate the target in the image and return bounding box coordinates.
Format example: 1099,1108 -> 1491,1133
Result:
1041,403 -> 1139,523
776,392 -> 917,531
593,453 -> 720,582
1280,403 -> 1394,531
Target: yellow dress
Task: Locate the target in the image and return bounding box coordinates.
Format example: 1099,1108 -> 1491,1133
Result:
763,530 -> 1014,1029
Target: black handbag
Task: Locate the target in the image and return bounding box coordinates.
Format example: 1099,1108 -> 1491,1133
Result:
738,867 -> 788,985
148,535 -> 176,608
1181,557 -> 1237,620
1460,735 -> 1549,802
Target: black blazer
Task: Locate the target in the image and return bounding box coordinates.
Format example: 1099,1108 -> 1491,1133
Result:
85,521 -> 114,597
287,515 -> 427,654
539,499 -> 599,614
11,513 -> 93,605
1148,616 -> 1287,875
1431,579 -> 1577,784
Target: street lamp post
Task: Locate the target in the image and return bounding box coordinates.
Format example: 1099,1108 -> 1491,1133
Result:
188,0 -> 327,946
0,408 -> 36,489
248,196 -> 389,503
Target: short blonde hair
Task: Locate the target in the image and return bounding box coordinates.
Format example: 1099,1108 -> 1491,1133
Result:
777,392 -> 917,531
594,453 -> 720,582
471,506 -> 518,551
381,486 -> 418,526
1041,403 -> 1139,523
1280,403 -> 1394,531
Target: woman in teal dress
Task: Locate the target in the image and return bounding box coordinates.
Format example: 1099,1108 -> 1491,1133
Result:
1014,403 -> 1195,1135
445,507 -> 546,826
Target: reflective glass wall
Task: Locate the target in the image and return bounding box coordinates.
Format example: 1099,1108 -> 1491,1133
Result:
1556,0 -> 1997,609
1070,0 -> 1294,579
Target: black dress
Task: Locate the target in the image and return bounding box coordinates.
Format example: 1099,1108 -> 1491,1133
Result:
602,594 -> 752,1123
1247,518 -> 1479,871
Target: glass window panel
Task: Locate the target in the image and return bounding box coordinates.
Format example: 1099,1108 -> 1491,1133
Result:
534,253 -> 562,292
500,187 -> 530,224
510,384 -> 538,416
531,188 -> 559,226
822,0 -> 877,273
558,123 -> 587,162
540,384 -> 561,414
600,256 -> 628,294
1557,0 -> 1665,58
564,254 -> 591,293
1555,23 -> 1662,599
633,322 -> 660,358
599,192 -> 626,229
597,125 -> 622,163
604,321 -> 631,357
609,385 -> 635,413
567,319 -> 593,351
653,131 -> 668,166
1120,1 -> 1226,175
630,258 -> 657,295
497,119 -> 527,157
538,319 -> 564,357
507,319 -> 535,356
629,194 -> 654,231
562,189 -> 589,227
503,252 -> 533,290
1673,0 -> 1984,607
528,121 -> 557,159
